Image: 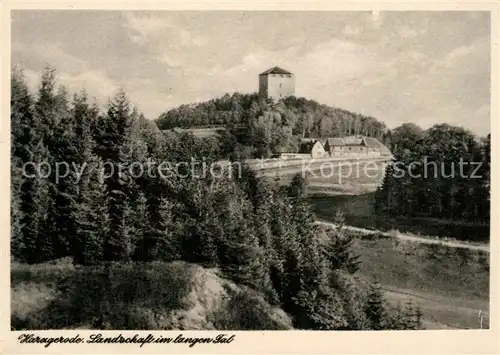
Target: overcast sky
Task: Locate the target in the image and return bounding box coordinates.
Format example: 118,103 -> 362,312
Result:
11,11 -> 491,136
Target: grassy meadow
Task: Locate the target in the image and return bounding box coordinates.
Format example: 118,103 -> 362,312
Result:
310,193 -> 490,242
351,236 -> 489,329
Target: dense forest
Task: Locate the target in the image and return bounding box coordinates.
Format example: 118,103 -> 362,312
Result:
375,123 -> 490,229
156,93 -> 391,159
11,67 -> 421,330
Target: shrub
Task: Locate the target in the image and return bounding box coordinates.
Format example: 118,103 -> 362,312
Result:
212,286 -> 292,330
12,261 -> 194,330
11,258 -> 75,287
11,282 -> 58,330
51,261 -> 193,329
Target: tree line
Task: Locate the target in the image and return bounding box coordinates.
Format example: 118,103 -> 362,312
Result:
11,67 -> 422,330
375,123 -> 490,229
157,93 -> 391,159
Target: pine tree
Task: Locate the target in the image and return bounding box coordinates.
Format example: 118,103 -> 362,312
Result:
21,141 -> 54,263
72,91 -> 99,160
287,173 -> 308,199
402,299 -> 416,330
152,197 -> 180,261
11,68 -> 38,163
33,69 -> 79,259
292,239 -> 345,329
69,91 -> 109,265
11,68 -> 37,262
177,179 -> 220,266
214,182 -> 269,290
100,91 -> 135,262
268,195 -> 300,307
414,304 -> 424,330
11,68 -> 39,262
325,212 -> 361,274
384,302 -> 407,330
72,157 -> 108,265
11,163 -> 24,262
132,191 -> 171,262
35,68 -> 58,148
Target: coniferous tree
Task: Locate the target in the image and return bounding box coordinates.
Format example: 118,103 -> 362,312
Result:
11,167 -> 24,261
325,212 -> 361,274
364,281 -> 387,330
268,194 -> 300,307
101,91 -> 135,261
69,91 -> 109,265
51,86 -> 80,258
23,141 -> 54,263
72,157 -> 108,265
130,191 -> 176,262
214,181 -> 269,289
32,69 -> 79,259
414,304 -> 424,330
11,68 -> 38,261
152,197 -> 180,261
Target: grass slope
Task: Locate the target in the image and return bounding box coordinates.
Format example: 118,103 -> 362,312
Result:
352,237 -> 489,329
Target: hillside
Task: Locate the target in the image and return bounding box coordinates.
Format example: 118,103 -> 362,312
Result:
156,93 -> 390,159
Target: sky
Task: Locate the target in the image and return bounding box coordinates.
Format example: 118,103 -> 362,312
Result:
11,10 -> 491,136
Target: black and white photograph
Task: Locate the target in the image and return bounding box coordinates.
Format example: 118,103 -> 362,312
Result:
8,7 -> 493,338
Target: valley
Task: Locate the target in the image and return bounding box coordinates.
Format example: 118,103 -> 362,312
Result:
255,157 -> 490,329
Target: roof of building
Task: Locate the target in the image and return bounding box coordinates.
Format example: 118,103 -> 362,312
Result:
300,136 -> 383,151
325,138 -> 346,147
343,135 -> 364,145
362,137 -> 380,148
259,66 -> 292,75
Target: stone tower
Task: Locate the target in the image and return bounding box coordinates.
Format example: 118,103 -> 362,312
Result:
258,66 -> 295,101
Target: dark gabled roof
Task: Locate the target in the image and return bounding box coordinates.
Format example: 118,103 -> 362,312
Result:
343,135 -> 363,144
363,137 -> 380,148
325,138 -> 346,147
259,66 -> 292,75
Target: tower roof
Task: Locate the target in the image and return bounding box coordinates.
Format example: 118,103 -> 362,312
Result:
259,66 -> 292,75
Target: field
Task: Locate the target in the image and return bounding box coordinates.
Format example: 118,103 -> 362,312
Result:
258,158 -> 388,195
351,236 -> 489,329
310,193 -> 490,242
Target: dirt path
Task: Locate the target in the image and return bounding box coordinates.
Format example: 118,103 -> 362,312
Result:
315,221 -> 490,252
